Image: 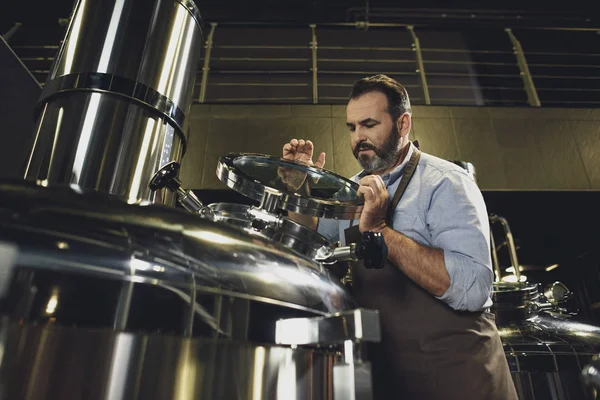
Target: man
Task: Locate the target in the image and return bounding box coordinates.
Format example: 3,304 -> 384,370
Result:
281,75 -> 517,399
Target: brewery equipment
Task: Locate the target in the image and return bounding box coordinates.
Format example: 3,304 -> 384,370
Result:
490,214 -> 600,400
0,0 -> 383,398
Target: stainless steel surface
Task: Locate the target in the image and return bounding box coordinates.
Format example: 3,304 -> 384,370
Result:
490,225 -> 502,282
217,153 -> 364,219
407,25 -> 431,105
275,308 -> 381,346
505,28 -> 541,107
0,181 -> 355,319
310,24 -> 318,104
149,161 -> 213,217
493,281 -> 600,399
275,309 -> 380,399
24,0 -> 203,205
582,354 -> 600,391
25,94 -> 185,205
490,213 -> 522,282
258,187 -> 283,213
209,202 -> 332,260
499,314 -> 600,400
199,22 -> 217,103
334,363 -> 374,400
0,319 -> 338,400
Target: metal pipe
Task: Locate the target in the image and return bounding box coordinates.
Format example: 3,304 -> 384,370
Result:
506,28 -> 541,107
407,26 -> 431,105
199,22 -> 217,103
489,225 -> 502,283
489,214 -> 521,282
201,21 -> 600,32
310,24 -> 318,104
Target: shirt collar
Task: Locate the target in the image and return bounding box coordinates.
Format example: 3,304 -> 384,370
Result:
356,142 -> 416,186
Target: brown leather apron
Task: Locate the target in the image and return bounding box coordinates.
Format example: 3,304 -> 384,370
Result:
345,147 -> 517,400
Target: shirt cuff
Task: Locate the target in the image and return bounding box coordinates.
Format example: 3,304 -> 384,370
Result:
436,250 -> 471,311
436,251 -> 493,312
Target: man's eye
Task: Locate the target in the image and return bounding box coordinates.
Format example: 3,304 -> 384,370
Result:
365,124 -> 376,128
348,126 -> 355,132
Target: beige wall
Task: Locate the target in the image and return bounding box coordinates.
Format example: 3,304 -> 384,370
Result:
180,104 -> 600,190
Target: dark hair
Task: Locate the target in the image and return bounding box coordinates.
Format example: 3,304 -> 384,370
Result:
349,74 -> 412,121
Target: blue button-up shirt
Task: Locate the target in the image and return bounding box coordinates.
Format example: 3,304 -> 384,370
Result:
318,143 -> 493,312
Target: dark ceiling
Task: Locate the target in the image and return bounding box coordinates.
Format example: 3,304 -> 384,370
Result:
2,0 -> 598,28
2,0 -> 598,48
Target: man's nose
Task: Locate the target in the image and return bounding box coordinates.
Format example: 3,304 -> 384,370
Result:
353,126 -> 368,142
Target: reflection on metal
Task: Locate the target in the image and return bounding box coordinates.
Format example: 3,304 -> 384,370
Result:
276,308 -> 380,399
24,0 -> 203,205
217,153 -> 364,219
505,28 -> 541,107
199,22 -> 217,103
310,24 -> 318,104
490,228 -> 502,283
498,315 -> 600,400
0,181 -> 355,317
488,211 -> 600,399
407,25 -> 431,105
149,161 -> 214,218
275,308 -> 380,345
582,354 -> 600,391
0,320 -> 338,400
209,202 -> 333,260
489,214 -> 521,282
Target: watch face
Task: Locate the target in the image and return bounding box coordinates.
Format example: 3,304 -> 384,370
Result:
217,153 -> 363,219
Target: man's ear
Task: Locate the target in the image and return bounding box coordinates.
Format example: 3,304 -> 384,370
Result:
397,113 -> 411,137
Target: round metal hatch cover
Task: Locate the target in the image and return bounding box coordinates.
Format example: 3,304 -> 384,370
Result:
216,153 -> 364,220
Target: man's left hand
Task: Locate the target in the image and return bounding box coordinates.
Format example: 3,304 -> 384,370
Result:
357,175 -> 389,233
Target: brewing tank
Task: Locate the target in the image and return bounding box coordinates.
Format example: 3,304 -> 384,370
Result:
23,0 -> 203,205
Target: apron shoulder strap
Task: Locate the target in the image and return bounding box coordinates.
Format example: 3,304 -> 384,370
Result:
387,146 -> 421,228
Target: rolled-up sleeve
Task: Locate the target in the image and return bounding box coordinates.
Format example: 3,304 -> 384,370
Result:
426,170 -> 493,312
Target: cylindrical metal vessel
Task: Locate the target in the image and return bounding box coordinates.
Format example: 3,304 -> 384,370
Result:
0,181 -> 363,399
493,283 -> 600,400
0,319 -> 336,400
23,0 -> 203,205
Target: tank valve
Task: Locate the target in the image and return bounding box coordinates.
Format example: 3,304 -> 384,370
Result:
316,232 -> 388,269
149,161 -> 214,219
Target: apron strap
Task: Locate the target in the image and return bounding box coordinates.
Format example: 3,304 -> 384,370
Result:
386,145 -> 421,229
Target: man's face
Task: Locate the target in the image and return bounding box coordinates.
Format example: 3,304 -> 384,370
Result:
346,91 -> 401,173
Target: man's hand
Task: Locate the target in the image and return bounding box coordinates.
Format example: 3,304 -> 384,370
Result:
277,165 -> 308,192
282,139 -> 325,230
357,175 -> 389,233
282,139 -> 326,168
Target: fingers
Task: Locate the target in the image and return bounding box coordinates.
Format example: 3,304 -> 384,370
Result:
315,152 -> 326,169
357,185 -> 375,202
283,138 -> 320,164
359,175 -> 386,194
283,143 -> 294,158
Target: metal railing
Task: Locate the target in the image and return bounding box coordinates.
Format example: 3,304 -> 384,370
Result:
8,21 -> 600,107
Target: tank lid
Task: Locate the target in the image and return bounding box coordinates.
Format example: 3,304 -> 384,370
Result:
0,180 -> 355,315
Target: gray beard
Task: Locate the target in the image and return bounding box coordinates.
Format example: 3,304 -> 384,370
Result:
355,126 -> 402,173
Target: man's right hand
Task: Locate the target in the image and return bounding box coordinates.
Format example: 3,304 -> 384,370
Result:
281,139 -> 325,231
282,139 -> 326,169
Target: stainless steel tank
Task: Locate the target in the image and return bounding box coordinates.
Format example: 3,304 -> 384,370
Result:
490,214 -> 600,400
23,0 -> 203,206
0,180 -> 379,399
